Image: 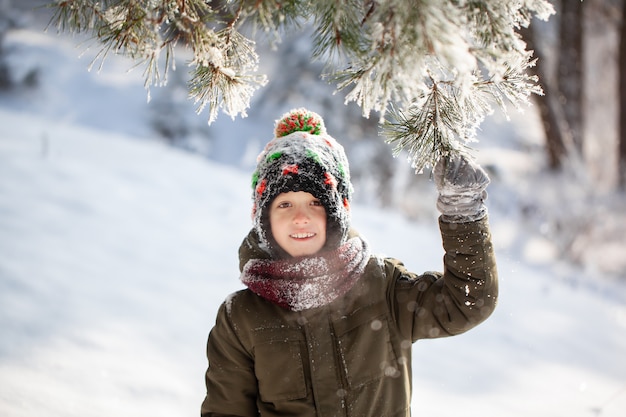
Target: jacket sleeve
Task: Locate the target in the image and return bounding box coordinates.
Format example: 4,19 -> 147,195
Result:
388,216 -> 498,342
201,298 -> 258,417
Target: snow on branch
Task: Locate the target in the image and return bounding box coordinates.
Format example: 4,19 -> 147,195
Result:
48,0 -> 554,171
189,29 -> 267,124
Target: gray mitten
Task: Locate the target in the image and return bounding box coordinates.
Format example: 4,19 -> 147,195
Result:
434,154 -> 490,222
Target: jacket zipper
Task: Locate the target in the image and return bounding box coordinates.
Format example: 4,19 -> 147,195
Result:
328,314 -> 350,417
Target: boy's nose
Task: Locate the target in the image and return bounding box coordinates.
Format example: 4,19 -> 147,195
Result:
293,208 -> 310,224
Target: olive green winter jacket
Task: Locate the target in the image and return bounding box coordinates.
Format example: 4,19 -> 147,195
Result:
201,216 -> 498,417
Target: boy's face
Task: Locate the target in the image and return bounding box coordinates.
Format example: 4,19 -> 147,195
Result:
269,191 -> 327,257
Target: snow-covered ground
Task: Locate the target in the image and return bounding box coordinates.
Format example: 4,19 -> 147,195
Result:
1,18 -> 626,417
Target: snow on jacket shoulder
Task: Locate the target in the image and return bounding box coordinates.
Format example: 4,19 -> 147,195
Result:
201,216 -> 498,417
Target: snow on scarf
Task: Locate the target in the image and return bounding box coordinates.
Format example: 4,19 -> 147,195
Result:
240,237 -> 370,311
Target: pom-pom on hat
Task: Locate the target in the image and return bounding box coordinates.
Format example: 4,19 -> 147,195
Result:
251,108 -> 353,257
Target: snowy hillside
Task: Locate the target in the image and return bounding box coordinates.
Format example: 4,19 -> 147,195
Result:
2,105 -> 626,417
1,13 -> 626,417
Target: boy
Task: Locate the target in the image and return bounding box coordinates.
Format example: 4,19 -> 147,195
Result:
201,108 -> 498,417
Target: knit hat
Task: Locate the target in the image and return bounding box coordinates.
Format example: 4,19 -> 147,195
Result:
251,108 -> 353,257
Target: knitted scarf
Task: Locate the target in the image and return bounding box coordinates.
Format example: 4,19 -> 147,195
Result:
241,237 -> 370,311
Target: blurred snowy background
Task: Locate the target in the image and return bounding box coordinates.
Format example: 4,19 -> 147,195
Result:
1,1 -> 625,416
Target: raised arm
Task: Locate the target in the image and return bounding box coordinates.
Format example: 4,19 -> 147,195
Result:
389,154 -> 498,341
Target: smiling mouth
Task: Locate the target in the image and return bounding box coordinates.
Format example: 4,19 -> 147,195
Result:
290,232 -> 316,239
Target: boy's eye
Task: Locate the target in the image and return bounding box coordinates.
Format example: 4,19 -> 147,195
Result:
311,200 -> 323,207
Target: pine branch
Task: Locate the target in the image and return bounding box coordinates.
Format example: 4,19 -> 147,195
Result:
382,79 -> 477,173
47,0 -> 555,165
484,53 -> 543,114
238,0 -> 306,39
383,51 -> 543,174
189,29 -> 267,124
310,0 -> 368,62
47,0 -> 101,33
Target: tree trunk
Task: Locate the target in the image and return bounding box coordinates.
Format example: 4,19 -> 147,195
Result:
619,0 -> 626,189
558,0 -> 585,154
519,25 -> 569,170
